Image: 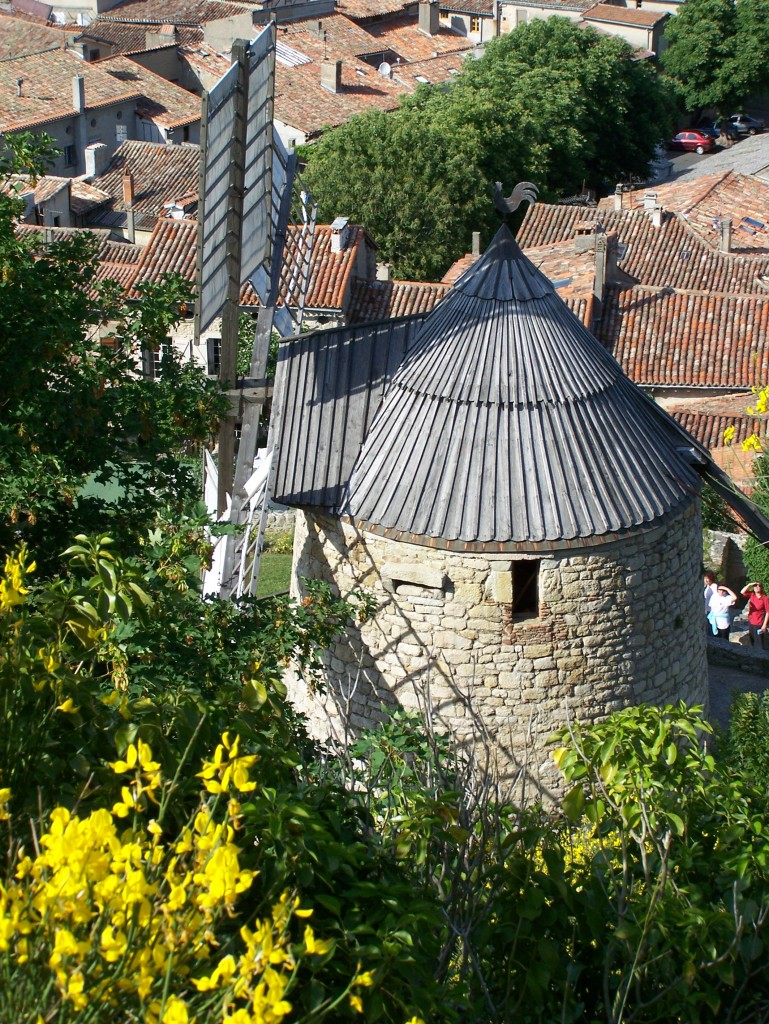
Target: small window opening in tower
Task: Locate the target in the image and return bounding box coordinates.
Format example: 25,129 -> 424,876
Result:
511,560 -> 539,616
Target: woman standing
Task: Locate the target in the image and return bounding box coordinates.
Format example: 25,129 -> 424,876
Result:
708,584 -> 738,640
740,581 -> 769,650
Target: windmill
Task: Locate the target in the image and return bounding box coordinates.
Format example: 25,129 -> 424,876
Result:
194,22 -> 317,599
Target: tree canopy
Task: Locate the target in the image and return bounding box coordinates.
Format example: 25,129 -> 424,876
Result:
0,134 -> 227,572
662,0 -> 769,114
303,18 -> 677,279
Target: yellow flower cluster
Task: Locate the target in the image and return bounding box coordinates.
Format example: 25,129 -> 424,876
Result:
0,547 -> 34,613
0,737 -> 337,1023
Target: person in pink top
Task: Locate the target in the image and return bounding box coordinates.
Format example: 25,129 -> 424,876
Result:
740,581 -> 769,650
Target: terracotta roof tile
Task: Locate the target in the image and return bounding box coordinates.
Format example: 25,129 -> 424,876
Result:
0,11 -> 71,59
178,42 -> 231,78
126,218 -> 374,312
15,223 -> 142,290
240,224 -> 373,311
362,16 -> 473,60
347,279 -> 448,321
392,49 -> 470,86
275,57 -> 405,136
8,173 -> 112,214
98,54 -> 201,128
335,0 -> 413,17
96,0 -> 251,26
82,20 -> 203,52
582,3 -> 668,26
280,13 -> 391,61
87,140 -> 200,231
440,0 -> 493,15
596,285 -> 769,388
0,48 -> 142,131
668,412 -> 764,451
127,216 -> 197,295
518,201 -> 769,292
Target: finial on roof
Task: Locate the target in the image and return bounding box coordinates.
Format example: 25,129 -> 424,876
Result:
493,180 -> 538,221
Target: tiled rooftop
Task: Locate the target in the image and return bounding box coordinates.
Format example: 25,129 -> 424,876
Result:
0,48 -> 142,131
518,200 -> 769,293
16,223 -> 142,290
335,0 -> 413,18
10,174 -> 112,214
582,3 -> 668,26
363,15 -> 472,60
0,10 -> 71,59
274,10 -> 475,134
439,0 -> 493,14
179,42 -> 232,78
98,54 -> 201,128
347,279 -> 449,321
96,0 -> 252,26
87,140 -> 201,231
274,56 -> 404,136
127,216 -> 197,295
596,286 -> 769,389
241,224 -> 373,311
505,0 -> 594,10
82,20 -> 203,53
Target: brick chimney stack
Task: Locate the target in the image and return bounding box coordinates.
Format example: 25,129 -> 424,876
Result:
123,170 -> 136,243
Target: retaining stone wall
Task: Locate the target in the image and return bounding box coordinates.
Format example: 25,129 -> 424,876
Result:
288,503 -> 708,800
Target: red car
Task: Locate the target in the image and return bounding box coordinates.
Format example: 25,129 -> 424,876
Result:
669,130 -> 715,155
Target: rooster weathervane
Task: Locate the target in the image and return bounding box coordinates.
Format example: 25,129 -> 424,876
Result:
493,180 -> 538,220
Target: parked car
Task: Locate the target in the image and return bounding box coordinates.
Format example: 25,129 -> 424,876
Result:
669,130 -> 715,155
729,113 -> 765,135
696,119 -> 740,141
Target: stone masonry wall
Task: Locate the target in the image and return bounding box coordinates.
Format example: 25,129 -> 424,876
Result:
287,502 -> 708,800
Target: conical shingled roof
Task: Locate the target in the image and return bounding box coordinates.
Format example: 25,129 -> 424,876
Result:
340,223 -> 702,551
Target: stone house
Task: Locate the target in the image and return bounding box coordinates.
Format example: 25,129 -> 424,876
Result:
271,221 -> 721,798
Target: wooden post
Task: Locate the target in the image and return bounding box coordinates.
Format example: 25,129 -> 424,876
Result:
215,39 -> 250,517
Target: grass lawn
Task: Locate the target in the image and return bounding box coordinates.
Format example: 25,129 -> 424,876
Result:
256,553 -> 292,596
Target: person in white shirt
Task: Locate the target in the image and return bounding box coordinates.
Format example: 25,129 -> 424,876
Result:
707,584 -> 737,639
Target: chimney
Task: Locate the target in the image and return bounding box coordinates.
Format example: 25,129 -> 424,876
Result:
145,25 -> 176,48
643,190 -> 657,210
594,230 -> 607,305
418,0 -> 440,36
320,60 -> 342,93
123,170 -> 135,205
330,216 -> 350,253
16,78 -> 23,97
376,263 -> 391,281
72,74 -> 85,112
123,170 -> 135,243
472,231 -> 481,257
651,205 -> 663,228
613,184 -> 623,212
720,217 -> 732,253
84,142 -> 109,178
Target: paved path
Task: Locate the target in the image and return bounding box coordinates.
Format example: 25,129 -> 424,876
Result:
708,661 -> 769,729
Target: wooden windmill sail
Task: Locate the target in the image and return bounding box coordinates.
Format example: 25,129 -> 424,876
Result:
195,22 -> 317,599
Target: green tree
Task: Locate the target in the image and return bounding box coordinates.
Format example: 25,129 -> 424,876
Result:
302,101 -> 489,280
662,0 -> 769,115
0,134 -> 227,572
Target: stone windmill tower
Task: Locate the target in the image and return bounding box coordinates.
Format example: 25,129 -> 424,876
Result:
272,196 -> 720,796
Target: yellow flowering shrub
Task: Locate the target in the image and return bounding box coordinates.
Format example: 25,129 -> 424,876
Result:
0,739 -> 345,1024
